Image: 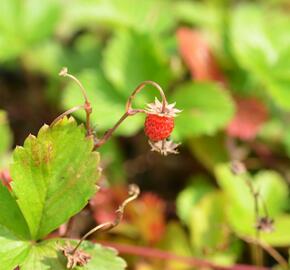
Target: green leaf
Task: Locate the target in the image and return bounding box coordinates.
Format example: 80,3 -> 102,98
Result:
189,192 -> 224,252
0,110 -> 12,157
189,134 -> 229,171
189,191 -> 241,265
11,117 -> 100,240
62,69 -> 144,136
260,215 -> 290,246
59,0 -> 174,36
230,4 -> 290,110
103,30 -> 171,98
0,0 -> 61,61
176,175 -> 214,225
215,164 -> 289,245
0,225 -> 30,270
254,171 -> 289,216
0,235 -> 126,270
24,34 -> 103,77
171,82 -> 235,140
20,240 -> 126,270
159,222 -> 192,270
215,164 -> 254,236
0,183 -> 30,239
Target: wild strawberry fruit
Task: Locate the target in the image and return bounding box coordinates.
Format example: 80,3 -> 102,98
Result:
144,114 -> 174,141
144,98 -> 181,155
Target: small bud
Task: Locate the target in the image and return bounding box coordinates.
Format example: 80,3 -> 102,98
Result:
256,217 -> 274,233
59,67 -> 68,77
230,160 -> 247,175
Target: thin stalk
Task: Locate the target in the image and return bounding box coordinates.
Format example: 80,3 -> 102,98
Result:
51,105 -> 84,127
125,80 -> 167,113
95,80 -> 166,149
59,67 -> 93,135
242,236 -> 288,269
70,184 -> 140,262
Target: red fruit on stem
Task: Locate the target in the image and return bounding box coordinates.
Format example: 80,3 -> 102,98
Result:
144,114 -> 174,142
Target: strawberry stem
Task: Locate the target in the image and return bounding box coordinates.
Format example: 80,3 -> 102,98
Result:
59,67 -> 93,136
126,80 -> 167,113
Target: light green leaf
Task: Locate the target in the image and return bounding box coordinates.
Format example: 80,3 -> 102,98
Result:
11,117 -> 100,240
0,235 -> 126,270
20,240 -> 126,270
159,222 -> 192,270
189,191 -> 240,265
254,171 -> 289,216
59,0 -> 174,36
0,183 -> 30,239
260,215 -> 290,246
103,30 -> 171,99
215,164 -> 290,245
176,175 -> 214,225
0,0 -> 61,61
0,110 -> 12,156
171,82 -> 235,140
24,34 -> 103,77
189,192 -> 224,252
0,225 -> 30,270
215,164 -> 254,236
62,69 -> 144,136
230,4 -> 290,110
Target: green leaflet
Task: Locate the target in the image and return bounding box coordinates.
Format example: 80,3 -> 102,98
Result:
0,236 -> 126,270
11,117 -> 100,240
171,82 -> 235,140
0,184 -> 30,239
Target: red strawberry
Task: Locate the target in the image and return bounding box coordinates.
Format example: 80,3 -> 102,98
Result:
143,98 -> 181,155
144,114 -> 174,141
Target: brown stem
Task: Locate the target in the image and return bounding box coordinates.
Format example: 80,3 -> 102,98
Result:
59,67 -> 93,135
244,178 -> 263,266
100,242 -> 270,270
126,80 -> 167,113
95,80 -> 166,149
71,184 -> 140,258
241,236 -> 288,269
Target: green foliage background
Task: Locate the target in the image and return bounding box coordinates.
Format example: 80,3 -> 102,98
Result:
0,0 -> 290,269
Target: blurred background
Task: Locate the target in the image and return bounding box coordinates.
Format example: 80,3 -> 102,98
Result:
0,0 -> 290,269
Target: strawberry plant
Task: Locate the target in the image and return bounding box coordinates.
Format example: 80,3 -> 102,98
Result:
0,67 -> 181,270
